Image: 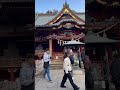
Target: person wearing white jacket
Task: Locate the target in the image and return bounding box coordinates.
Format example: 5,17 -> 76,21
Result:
60,53 -> 80,90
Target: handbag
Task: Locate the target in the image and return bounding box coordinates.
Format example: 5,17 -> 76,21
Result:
68,71 -> 73,77
68,66 -> 73,76
43,61 -> 49,68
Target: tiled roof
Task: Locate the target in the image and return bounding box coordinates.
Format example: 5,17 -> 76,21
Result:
35,13 -> 85,26
85,31 -> 119,43
35,15 -> 56,26
76,13 -> 85,21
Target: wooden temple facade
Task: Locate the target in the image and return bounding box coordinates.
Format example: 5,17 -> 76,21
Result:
0,0 -> 34,81
85,0 -> 120,83
35,1 -> 120,83
35,3 -> 85,61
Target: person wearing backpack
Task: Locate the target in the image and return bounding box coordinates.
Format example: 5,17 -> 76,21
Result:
43,49 -> 53,83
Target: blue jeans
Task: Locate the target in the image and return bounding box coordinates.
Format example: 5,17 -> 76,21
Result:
43,66 -> 51,81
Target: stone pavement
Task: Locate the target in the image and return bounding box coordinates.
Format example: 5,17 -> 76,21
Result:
35,69 -> 85,90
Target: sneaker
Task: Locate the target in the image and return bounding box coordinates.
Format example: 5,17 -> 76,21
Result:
60,85 -> 66,88
72,77 -> 74,80
77,87 -> 80,90
49,80 -> 53,83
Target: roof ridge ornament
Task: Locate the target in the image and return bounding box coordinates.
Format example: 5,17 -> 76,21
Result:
64,0 -> 69,7
103,31 -> 107,38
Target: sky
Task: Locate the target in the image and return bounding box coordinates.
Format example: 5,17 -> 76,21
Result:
35,0 -> 85,13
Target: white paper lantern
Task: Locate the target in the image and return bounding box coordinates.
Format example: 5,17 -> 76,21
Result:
58,40 -> 59,44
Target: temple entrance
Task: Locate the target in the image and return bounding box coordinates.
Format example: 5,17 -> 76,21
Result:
51,40 -> 64,62
53,40 -> 64,52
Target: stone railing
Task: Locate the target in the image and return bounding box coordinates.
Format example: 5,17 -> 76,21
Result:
0,58 -> 22,67
0,78 -> 21,90
35,60 -> 43,75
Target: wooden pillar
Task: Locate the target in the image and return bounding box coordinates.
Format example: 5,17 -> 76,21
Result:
8,68 -> 16,81
105,47 -> 110,89
107,47 -> 112,65
52,40 -> 54,53
49,39 -> 52,56
118,43 -> 120,53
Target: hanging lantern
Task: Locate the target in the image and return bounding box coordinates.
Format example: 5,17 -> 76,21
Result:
66,41 -> 68,44
58,40 -> 60,44
60,40 -> 61,45
93,48 -> 96,55
61,40 -> 63,46
76,39 -> 79,42
65,41 -> 67,44
62,41 -> 64,45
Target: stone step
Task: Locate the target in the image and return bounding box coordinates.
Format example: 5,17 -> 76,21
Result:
52,56 -> 63,60
50,65 -> 63,70
50,61 -> 63,70
51,61 -> 63,64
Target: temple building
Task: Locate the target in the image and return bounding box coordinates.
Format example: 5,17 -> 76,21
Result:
35,3 -> 85,61
85,0 -> 120,88
0,0 -> 34,82
35,1 -> 120,88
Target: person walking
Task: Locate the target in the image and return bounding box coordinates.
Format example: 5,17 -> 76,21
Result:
110,53 -> 120,90
69,49 -> 75,79
60,53 -> 80,90
78,51 -> 82,68
20,55 -> 35,90
81,47 -> 85,63
63,47 -> 68,55
43,49 -> 53,83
